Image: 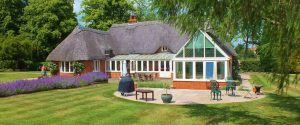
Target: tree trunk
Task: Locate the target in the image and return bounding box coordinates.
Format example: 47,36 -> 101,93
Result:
244,35 -> 249,58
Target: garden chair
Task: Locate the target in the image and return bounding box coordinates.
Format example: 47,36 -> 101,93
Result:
210,80 -> 222,100
226,77 -> 236,96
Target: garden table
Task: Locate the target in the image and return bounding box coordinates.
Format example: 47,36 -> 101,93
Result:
136,89 -> 154,101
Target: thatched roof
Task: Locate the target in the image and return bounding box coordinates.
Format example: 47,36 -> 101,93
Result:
46,26 -> 112,61
108,21 -> 189,54
47,21 -> 237,61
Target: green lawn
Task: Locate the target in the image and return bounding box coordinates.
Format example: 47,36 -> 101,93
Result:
0,72 -> 299,124
0,71 -> 41,83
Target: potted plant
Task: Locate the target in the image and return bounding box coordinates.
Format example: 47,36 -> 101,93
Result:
161,83 -> 173,103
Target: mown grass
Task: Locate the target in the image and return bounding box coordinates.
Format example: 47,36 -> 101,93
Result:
0,71 -> 40,83
0,72 -> 299,124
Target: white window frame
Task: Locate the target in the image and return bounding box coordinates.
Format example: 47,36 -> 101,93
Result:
60,61 -> 74,73
93,60 -> 101,72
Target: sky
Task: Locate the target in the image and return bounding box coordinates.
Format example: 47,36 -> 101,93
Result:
74,0 -> 84,25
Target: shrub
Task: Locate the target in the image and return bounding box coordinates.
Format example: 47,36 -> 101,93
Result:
240,60 -> 261,72
73,62 -> 85,75
0,72 -> 108,97
45,62 -> 59,75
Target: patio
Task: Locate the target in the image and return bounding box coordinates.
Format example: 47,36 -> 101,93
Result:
114,88 -> 265,105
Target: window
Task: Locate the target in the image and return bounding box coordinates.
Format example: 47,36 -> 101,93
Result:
175,62 -> 183,79
60,62 -> 74,72
216,49 -> 225,57
160,61 -> 165,71
137,61 -> 142,71
93,60 -> 101,72
149,61 -> 153,71
205,38 -> 215,57
184,40 -> 194,57
166,61 -> 170,71
161,46 -> 168,52
106,61 -> 110,71
196,62 -> 203,79
143,61 -> 147,71
111,61 -> 115,71
217,62 -> 225,79
117,61 -> 121,71
195,33 -> 204,57
154,61 -> 159,71
131,61 -> 136,71
206,62 -> 214,79
185,62 -> 193,79
176,49 -> 183,57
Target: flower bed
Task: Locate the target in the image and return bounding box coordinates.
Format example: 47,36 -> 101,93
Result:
0,72 -> 108,97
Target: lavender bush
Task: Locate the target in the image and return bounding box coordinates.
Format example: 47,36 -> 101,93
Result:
0,72 -> 108,97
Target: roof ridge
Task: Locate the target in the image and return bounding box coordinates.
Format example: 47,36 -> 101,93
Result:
110,21 -> 162,28
77,26 -> 110,35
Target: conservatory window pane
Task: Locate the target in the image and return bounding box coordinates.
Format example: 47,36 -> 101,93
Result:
216,49 -> 225,57
205,38 -> 215,57
166,61 -> 170,71
195,33 -> 204,57
131,61 -> 136,71
196,62 -> 203,79
111,61 -> 115,71
176,49 -> 183,57
143,61 -> 147,71
154,61 -> 159,71
160,61 -> 164,71
117,61 -> 120,71
149,61 -> 153,71
184,40 -> 194,57
217,62 -> 225,79
175,62 -> 183,79
137,61 -> 141,71
185,62 -> 193,79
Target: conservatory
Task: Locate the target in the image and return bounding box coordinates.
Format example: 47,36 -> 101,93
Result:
172,31 -> 233,89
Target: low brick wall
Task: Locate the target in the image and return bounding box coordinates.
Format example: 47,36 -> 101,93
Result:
107,72 -> 121,78
173,81 -> 226,90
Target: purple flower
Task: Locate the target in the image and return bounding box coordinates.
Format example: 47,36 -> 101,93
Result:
0,72 -> 108,97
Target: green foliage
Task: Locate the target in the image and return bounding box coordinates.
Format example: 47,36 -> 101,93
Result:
21,0 -> 77,61
240,60 -> 261,72
0,0 -> 26,35
0,35 -> 32,70
152,0 -> 300,93
44,62 -> 59,75
81,0 -> 135,31
73,62 -> 85,75
133,0 -> 160,21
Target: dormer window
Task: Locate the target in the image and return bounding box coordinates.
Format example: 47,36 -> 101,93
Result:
105,49 -> 113,56
161,46 -> 168,52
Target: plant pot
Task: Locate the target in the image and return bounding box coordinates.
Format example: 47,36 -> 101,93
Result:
161,94 -> 173,103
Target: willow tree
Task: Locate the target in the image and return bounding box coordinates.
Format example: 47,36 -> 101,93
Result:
153,0 -> 300,94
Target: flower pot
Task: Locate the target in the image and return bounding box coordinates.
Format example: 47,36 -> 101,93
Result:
161,94 -> 173,103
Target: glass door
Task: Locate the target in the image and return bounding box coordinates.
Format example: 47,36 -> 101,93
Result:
206,62 -> 214,80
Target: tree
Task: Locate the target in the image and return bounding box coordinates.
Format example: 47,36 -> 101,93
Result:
0,35 -> 32,70
81,0 -> 135,31
21,0 -> 77,61
0,0 -> 27,35
132,0 -> 159,21
152,0 -> 300,94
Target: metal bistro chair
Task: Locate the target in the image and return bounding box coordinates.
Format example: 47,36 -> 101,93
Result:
210,80 -> 222,100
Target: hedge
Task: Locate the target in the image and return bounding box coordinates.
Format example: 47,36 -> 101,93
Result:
240,60 -> 262,72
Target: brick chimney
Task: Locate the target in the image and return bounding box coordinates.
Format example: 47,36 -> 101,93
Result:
128,15 -> 137,23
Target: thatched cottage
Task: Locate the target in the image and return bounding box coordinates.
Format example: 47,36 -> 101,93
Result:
47,16 -> 237,89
